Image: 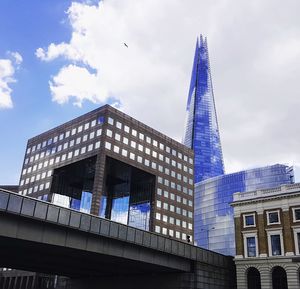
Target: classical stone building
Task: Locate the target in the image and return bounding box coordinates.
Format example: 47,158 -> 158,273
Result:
231,183 -> 300,289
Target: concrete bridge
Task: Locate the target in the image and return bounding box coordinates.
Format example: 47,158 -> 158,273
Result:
0,189 -> 236,289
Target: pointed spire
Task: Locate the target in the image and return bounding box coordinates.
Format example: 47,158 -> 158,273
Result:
183,36 -> 224,183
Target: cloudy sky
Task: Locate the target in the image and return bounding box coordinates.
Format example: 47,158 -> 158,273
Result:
0,0 -> 300,184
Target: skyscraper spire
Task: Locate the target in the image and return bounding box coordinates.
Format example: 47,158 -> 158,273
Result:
183,35 -> 224,183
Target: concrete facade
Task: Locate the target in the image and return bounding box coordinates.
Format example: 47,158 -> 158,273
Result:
231,183 -> 300,289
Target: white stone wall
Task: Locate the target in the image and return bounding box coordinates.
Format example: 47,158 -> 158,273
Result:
235,257 -> 300,289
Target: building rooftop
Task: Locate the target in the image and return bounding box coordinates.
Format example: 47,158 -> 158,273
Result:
232,182 -> 300,204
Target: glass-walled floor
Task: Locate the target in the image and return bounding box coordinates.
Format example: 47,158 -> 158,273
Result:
99,156 -> 154,231
50,156 -> 96,214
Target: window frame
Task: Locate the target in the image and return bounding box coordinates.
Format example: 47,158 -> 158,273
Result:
292,207 -> 300,222
266,210 -> 281,225
243,232 -> 258,258
243,213 -> 256,228
267,229 -> 284,257
293,227 -> 300,255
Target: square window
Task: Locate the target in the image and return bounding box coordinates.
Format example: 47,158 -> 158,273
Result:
132,129 -> 137,137
95,141 -> 101,149
123,137 -> 129,145
124,125 -> 130,133
121,149 -> 128,157
105,142 -> 111,150
244,214 -> 255,227
293,208 -> 300,222
98,116 -> 105,125
88,144 -> 93,151
83,134 -> 88,142
116,121 -> 122,129
139,133 -> 144,140
80,147 -> 86,154
130,141 -> 136,148
84,123 -> 90,130
115,133 -> 121,141
138,144 -> 143,151
106,129 -> 113,137
267,211 -> 280,224
78,125 -> 83,133
108,117 -> 114,125
113,145 -> 120,153
129,152 -> 135,160
91,120 -> 96,127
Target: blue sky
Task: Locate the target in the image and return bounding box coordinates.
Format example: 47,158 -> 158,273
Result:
0,0 -> 99,183
1,0 -> 300,184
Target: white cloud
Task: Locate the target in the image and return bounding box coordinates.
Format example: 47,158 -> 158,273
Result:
0,52 -> 22,109
36,0 -> 300,173
49,64 -> 108,107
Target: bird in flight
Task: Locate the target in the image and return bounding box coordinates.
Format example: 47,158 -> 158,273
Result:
124,43 -> 128,48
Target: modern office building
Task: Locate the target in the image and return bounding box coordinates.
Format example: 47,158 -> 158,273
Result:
183,35 -> 224,183
18,105 -> 194,241
231,183 -> 300,289
194,164 -> 294,256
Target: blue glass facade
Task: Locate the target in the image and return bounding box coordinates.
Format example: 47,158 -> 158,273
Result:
194,164 -> 294,256
183,35 -> 224,183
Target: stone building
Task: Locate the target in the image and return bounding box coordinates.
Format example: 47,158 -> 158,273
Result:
231,183 -> 300,289
18,104 -> 194,242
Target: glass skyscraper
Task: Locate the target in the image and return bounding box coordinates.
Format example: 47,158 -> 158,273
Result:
194,164 -> 294,256
183,35 -> 224,183
183,36 -> 295,256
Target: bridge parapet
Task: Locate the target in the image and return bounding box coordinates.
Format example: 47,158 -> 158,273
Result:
0,189 -> 229,269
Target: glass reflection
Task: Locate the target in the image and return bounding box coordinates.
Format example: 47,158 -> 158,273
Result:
100,157 -> 154,231
195,164 -> 294,255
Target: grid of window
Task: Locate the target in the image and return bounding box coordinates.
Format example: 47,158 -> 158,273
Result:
20,108 -> 194,240
20,116 -> 104,196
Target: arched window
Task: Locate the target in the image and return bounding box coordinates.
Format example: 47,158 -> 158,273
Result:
272,266 -> 288,289
247,267 -> 261,289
